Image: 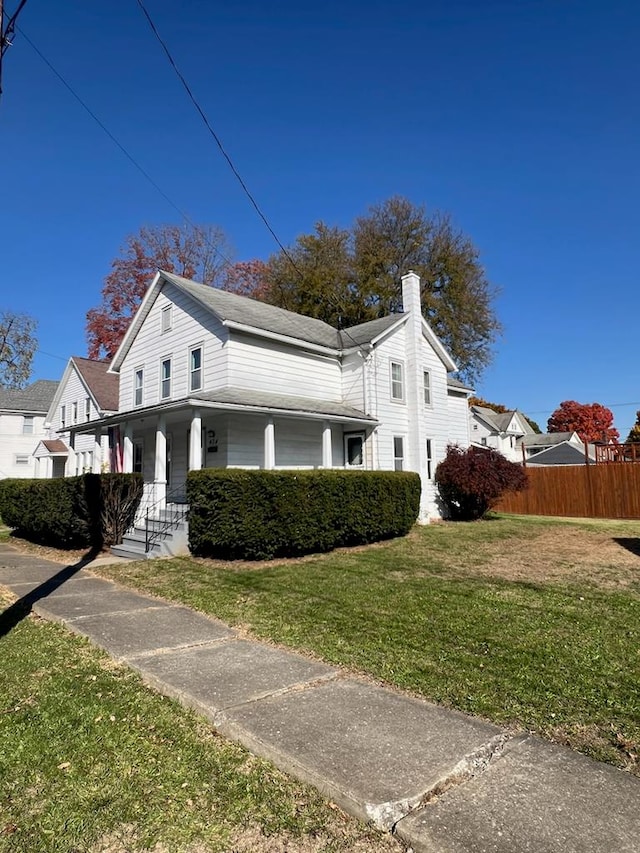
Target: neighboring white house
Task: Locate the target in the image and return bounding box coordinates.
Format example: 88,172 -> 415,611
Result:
68,270 -> 472,522
0,380 -> 59,479
469,405 -> 535,462
34,357 -> 119,477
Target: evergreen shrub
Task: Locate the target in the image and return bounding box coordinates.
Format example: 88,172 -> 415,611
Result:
0,473 -> 142,549
435,445 -> 528,520
187,469 -> 421,560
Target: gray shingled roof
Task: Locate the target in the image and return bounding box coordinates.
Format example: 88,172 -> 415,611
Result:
192,388 -> 376,422
338,315 -> 403,348
526,442 -> 595,465
0,379 -> 58,413
72,357 -> 119,412
519,432 -> 577,448
447,376 -> 473,391
163,271 -> 341,349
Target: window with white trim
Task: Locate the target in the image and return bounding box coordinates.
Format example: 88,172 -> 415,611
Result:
72,401 -> 78,424
23,416 -> 34,434
134,367 -> 144,407
423,370 -> 431,405
426,438 -> 434,479
390,361 -> 404,402
344,432 -> 364,468
161,358 -> 172,400
85,397 -> 91,421
60,405 -> 66,429
189,345 -> 203,392
393,436 -> 404,471
15,454 -> 29,466
161,305 -> 172,333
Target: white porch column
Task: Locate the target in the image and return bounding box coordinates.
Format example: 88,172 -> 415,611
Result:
92,427 -> 102,473
189,409 -> 202,470
154,414 -> 167,508
123,422 -> 133,473
264,416 -> 275,470
322,421 -> 333,468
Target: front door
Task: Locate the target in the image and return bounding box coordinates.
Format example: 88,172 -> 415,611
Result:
52,458 -> 66,478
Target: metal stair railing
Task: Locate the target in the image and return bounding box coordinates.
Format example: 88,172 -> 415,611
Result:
143,485 -> 189,555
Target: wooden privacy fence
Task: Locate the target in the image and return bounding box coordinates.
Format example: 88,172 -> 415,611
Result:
495,463 -> 640,519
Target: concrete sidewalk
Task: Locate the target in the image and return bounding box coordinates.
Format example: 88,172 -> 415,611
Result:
1,543 -> 638,852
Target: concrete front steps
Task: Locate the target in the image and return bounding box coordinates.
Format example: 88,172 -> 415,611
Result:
111,504 -> 190,560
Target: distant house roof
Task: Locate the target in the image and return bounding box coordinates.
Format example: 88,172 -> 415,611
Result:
0,379 -> 58,414
471,405 -> 533,435
518,431 -> 579,448
71,357 -> 119,412
526,441 -> 595,466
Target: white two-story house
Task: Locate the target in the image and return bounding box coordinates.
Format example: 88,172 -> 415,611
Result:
34,357 -> 118,477
0,380 -> 58,479
68,270 -> 472,522
469,405 -> 535,462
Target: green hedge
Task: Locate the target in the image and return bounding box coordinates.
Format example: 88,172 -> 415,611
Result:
0,474 -> 142,550
187,469 -> 421,560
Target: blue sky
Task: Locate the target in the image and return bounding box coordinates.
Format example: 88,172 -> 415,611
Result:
2,0 -> 639,435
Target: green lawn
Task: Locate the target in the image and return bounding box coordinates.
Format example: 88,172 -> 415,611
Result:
93,514 -> 640,774
0,591 -> 393,853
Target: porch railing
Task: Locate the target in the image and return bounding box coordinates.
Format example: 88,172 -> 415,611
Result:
137,484 -> 189,554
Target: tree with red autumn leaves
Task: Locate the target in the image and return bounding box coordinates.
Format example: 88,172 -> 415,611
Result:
547,401 -> 619,443
86,224 -> 233,359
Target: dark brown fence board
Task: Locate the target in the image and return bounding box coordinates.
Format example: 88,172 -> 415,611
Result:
495,464 -> 640,519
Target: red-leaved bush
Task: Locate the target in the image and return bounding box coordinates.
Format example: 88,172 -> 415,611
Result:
435,445 -> 528,520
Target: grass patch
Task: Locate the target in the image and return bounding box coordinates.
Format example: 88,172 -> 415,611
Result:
0,592 -> 393,853
93,515 -> 640,774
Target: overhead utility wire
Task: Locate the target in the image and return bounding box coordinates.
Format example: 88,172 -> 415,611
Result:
135,0 -> 302,278
17,26 -> 234,268
0,0 -> 29,96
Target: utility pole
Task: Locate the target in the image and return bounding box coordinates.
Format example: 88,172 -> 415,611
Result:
0,0 -> 29,100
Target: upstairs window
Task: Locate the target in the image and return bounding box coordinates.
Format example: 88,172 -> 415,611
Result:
161,358 -> 172,400
390,361 -> 404,402
161,305 -> 172,333
190,346 -> 202,392
23,416 -> 34,435
60,405 -> 66,429
423,371 -> 431,405
72,401 -> 78,424
134,368 -> 144,407
85,397 -> 91,421
393,436 -> 405,471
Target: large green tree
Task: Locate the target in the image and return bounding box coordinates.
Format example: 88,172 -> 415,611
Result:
625,411 -> 640,444
0,310 -> 37,389
257,197 -> 500,383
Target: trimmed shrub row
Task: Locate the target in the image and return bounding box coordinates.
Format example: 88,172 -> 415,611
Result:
187,469 -> 421,560
0,473 -> 143,549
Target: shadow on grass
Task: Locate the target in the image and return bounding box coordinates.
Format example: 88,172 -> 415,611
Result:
0,548 -> 101,639
613,538 -> 640,558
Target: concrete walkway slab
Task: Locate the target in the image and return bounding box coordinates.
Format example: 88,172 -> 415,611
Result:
68,605 -> 236,659
131,639 -> 337,714
0,562 -> 70,583
33,587 -> 166,621
4,575 -> 112,596
395,734 -> 640,853
219,677 -> 503,829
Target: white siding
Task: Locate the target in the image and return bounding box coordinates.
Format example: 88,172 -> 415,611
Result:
118,282 -> 229,411
228,333 -> 342,401
447,392 -> 471,447
0,413 -> 47,478
341,352 -> 365,411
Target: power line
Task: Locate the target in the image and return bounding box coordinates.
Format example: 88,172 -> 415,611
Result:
17,26 -> 234,269
134,0 -> 302,278
0,0 -> 30,97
